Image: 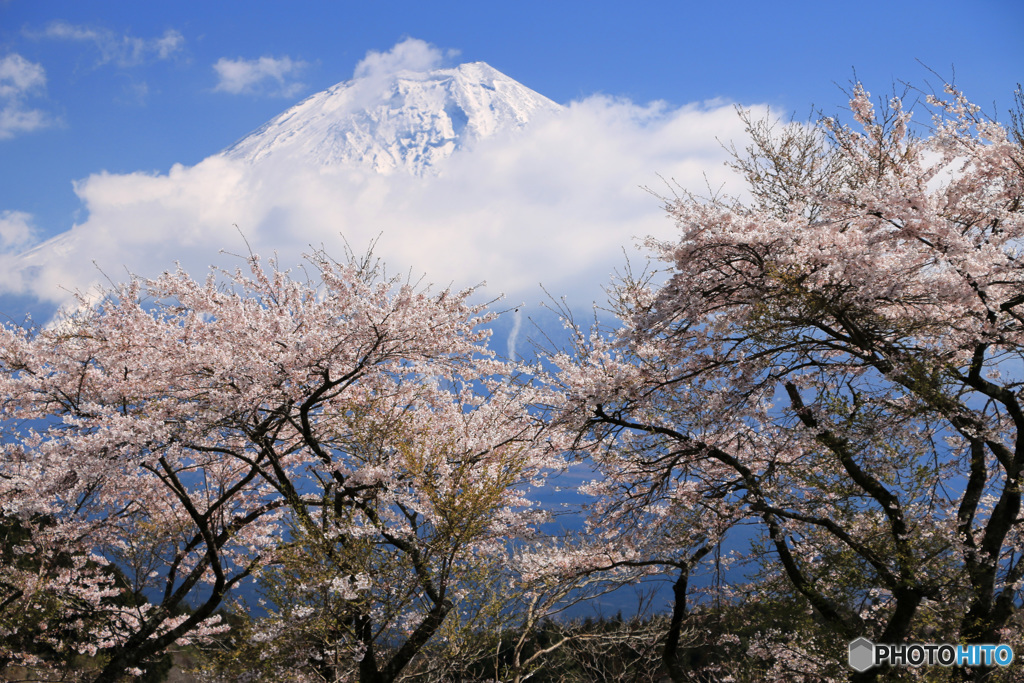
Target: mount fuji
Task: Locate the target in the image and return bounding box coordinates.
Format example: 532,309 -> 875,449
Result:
3,40 -> 748,325
220,61 -> 562,175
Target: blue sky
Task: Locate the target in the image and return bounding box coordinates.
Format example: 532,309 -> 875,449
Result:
1,0 -> 1023,322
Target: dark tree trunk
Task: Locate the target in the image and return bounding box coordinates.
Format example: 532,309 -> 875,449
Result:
662,567 -> 690,683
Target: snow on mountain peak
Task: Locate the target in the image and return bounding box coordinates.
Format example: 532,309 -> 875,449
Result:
221,61 -> 562,175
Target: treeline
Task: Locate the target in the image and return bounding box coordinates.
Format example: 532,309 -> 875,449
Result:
29,592 -> 1022,682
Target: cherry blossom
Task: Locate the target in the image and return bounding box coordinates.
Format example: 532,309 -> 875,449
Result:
1,247 -> 559,682
552,84 -> 1024,682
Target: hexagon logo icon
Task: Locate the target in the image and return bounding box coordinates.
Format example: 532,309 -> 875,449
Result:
849,637 -> 875,672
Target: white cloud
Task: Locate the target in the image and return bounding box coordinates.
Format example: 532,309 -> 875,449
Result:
213,56 -> 309,97
151,30 -> 185,60
39,21 -> 102,42
10,98 -> 759,314
0,54 -> 54,139
354,38 -> 447,80
4,41 -> 766,318
35,22 -> 184,67
345,38 -> 456,110
0,210 -> 38,294
0,210 -> 36,249
0,53 -> 46,98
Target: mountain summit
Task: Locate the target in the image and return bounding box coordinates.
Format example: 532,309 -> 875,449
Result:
221,62 -> 562,175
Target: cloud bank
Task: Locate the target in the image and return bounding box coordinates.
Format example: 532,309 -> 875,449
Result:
5,41 -> 762,318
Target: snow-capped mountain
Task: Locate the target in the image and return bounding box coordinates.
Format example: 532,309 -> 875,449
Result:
11,46 -> 733,323
221,62 -> 562,175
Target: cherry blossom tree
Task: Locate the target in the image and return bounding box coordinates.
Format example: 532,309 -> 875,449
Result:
552,84 -> 1024,682
514,441 -> 735,683
205,376 -> 556,683
0,248 -> 558,682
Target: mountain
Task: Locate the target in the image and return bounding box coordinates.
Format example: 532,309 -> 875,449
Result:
6,58 -> 576,321
221,62 -> 563,175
